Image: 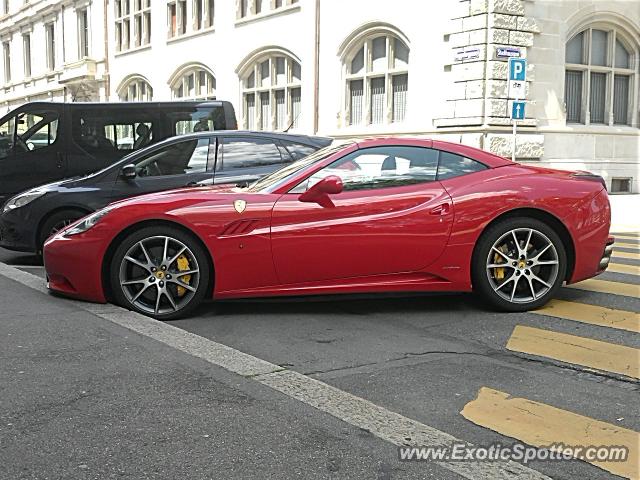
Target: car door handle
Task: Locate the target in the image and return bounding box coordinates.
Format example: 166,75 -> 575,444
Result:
429,203 -> 450,216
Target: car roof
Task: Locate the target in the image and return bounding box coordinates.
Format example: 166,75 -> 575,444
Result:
354,137 -> 513,168
157,130 -> 333,147
17,100 -> 230,107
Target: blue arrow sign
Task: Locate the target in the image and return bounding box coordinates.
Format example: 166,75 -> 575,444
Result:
509,58 -> 527,81
511,101 -> 526,120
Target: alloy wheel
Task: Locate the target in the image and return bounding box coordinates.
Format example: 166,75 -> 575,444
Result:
118,235 -> 200,315
485,228 -> 560,304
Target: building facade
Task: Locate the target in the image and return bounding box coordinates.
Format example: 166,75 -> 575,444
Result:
1,0 -> 638,192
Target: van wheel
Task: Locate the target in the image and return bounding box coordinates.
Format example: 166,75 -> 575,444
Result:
38,210 -> 86,253
472,217 -> 567,312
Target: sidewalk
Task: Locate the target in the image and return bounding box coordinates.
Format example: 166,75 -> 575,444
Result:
609,194 -> 640,233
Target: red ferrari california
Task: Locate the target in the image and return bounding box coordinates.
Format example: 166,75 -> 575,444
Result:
43,138 -> 613,320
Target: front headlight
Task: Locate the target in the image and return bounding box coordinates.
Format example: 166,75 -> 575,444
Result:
2,191 -> 46,213
64,208 -> 112,237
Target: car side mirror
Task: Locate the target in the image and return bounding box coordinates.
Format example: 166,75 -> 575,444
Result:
299,175 -> 343,207
120,164 -> 137,180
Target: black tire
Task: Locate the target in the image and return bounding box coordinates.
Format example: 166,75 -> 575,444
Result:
109,225 -> 211,320
472,217 -> 567,312
38,209 -> 87,253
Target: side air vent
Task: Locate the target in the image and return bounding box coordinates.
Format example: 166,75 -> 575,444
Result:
219,219 -> 259,236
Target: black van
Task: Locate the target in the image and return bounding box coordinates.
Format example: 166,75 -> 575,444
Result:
0,101 -> 237,204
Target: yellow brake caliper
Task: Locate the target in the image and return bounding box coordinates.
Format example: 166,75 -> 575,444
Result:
493,245 -> 509,280
176,255 -> 191,297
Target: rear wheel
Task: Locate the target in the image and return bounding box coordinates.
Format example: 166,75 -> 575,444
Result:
38,210 -> 86,253
109,226 -> 210,320
472,218 -> 567,311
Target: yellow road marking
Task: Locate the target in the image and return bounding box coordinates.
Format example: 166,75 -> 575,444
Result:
506,325 -> 639,379
615,242 -> 640,250
534,299 -> 640,333
612,251 -> 640,260
568,278 -> 640,298
461,387 -> 640,479
607,263 -> 640,276
613,233 -> 640,239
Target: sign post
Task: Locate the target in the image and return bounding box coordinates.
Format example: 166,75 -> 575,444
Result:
508,58 -> 527,162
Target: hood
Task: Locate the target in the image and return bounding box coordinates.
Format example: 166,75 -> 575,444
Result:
106,183 -> 240,210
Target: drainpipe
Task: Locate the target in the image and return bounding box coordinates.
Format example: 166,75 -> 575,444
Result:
103,0 -> 110,100
312,0 -> 320,134
61,5 -> 66,64
480,5 -> 490,151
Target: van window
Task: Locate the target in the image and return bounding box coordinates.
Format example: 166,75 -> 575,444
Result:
72,109 -> 157,156
0,114 -> 15,160
16,111 -> 59,151
0,110 -> 59,158
170,106 -> 227,135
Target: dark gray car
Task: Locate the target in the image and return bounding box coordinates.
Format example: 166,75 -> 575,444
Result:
0,131 -> 331,253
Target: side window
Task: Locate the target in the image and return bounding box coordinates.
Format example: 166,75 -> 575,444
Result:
297,146 -> 438,192
436,151 -> 487,180
72,110 -> 156,153
280,141 -> 317,160
172,106 -> 227,135
218,137 -> 283,171
16,110 -> 59,152
135,138 -> 210,177
0,114 -> 16,160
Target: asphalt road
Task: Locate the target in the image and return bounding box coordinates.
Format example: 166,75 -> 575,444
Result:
0,238 -> 638,480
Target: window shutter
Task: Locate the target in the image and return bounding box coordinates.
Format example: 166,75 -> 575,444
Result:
589,72 -> 606,124
392,74 -> 408,122
275,90 -> 285,130
245,93 -> 256,129
564,70 -> 582,123
291,87 -> 301,128
260,92 -> 270,130
349,79 -> 363,125
370,77 -> 386,124
613,75 -> 629,125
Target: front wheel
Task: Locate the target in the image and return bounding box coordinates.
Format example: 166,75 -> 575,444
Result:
109,226 -> 210,320
472,218 -> 567,311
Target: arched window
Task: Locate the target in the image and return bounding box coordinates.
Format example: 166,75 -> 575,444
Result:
170,65 -> 216,100
565,26 -> 638,126
239,51 -> 301,131
117,76 -> 153,102
341,28 -> 409,126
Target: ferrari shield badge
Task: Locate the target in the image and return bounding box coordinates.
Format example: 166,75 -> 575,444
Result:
234,199 -> 247,213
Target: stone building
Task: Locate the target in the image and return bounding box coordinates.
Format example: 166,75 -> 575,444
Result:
0,0 -> 638,192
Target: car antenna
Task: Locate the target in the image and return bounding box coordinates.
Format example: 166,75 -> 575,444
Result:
284,112 -> 301,133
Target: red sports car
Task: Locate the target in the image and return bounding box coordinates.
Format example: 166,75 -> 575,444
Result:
43,138 -> 613,320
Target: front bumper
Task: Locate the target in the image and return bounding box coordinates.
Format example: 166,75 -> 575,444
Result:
0,209 -> 38,252
43,232 -> 108,303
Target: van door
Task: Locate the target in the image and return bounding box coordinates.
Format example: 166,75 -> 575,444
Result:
0,105 -> 66,202
68,106 -> 161,176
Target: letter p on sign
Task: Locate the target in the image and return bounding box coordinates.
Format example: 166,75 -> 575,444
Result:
509,58 -> 527,82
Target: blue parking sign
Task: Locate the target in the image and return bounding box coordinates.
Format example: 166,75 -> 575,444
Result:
509,58 -> 527,81
511,101 -> 526,120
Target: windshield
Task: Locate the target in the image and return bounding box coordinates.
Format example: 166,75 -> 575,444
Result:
246,141 -> 352,192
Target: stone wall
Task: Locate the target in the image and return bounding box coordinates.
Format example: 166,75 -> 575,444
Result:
436,0 -> 545,160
